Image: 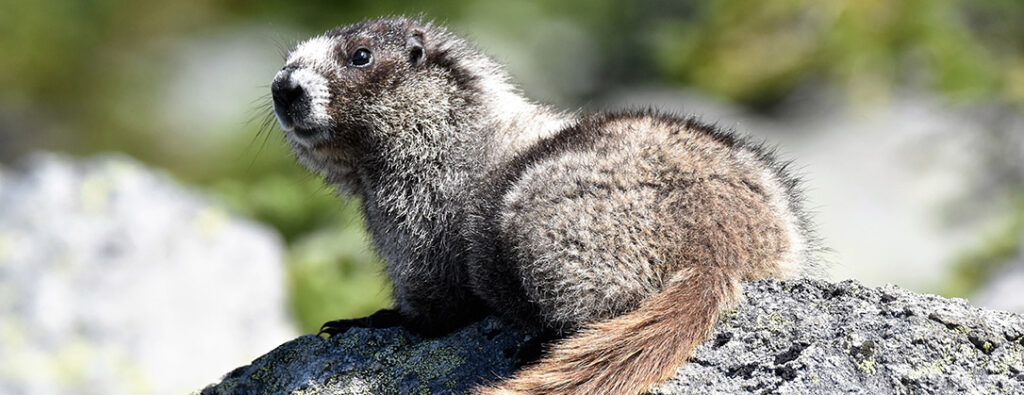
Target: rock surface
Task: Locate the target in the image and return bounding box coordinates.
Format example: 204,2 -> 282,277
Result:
203,317 -> 525,395
653,279 -> 1023,394
203,278 -> 1024,394
0,153 -> 295,394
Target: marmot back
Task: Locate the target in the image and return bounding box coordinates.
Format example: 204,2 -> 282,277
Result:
270,17 -> 820,394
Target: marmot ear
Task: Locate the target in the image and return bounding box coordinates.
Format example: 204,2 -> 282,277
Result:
407,28 -> 426,66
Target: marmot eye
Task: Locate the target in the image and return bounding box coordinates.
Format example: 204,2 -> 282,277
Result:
351,48 -> 372,66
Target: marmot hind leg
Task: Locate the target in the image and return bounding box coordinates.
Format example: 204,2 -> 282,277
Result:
489,118 -> 797,332
492,145 -> 679,331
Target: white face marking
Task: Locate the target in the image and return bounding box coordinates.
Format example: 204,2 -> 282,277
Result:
275,35 -> 337,134
286,35 -> 338,71
290,68 -> 331,126
272,67 -> 332,134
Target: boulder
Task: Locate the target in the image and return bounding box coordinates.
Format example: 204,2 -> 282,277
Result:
0,153 -> 295,394
202,279 -> 1024,394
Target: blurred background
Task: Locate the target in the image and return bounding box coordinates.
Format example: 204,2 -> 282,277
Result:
1,0 -> 1023,393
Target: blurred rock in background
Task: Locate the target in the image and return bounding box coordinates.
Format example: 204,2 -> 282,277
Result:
974,244 -> 1024,314
0,153 -> 295,394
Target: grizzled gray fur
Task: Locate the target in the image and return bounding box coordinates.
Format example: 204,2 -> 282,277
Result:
269,17 -> 822,393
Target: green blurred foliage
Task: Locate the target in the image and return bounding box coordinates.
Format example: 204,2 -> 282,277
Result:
651,0 -> 1024,108
287,217 -> 392,332
211,169 -> 345,242
2,0 -> 1024,329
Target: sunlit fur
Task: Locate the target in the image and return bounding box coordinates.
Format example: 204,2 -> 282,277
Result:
275,17 -> 821,394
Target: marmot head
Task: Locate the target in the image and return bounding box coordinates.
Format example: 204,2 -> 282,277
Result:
271,17 -> 496,191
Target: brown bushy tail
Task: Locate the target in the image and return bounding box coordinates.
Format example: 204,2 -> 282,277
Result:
475,268 -> 741,395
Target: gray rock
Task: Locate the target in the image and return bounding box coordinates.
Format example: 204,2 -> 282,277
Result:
203,279 -> 1024,394
0,153 -> 295,394
203,317 -> 525,395
654,279 -> 1023,394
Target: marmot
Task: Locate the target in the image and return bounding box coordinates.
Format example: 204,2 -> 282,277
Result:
270,17 -> 819,394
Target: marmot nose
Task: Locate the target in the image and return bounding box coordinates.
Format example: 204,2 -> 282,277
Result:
272,76 -> 304,107
271,67 -> 307,131
270,72 -> 301,115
